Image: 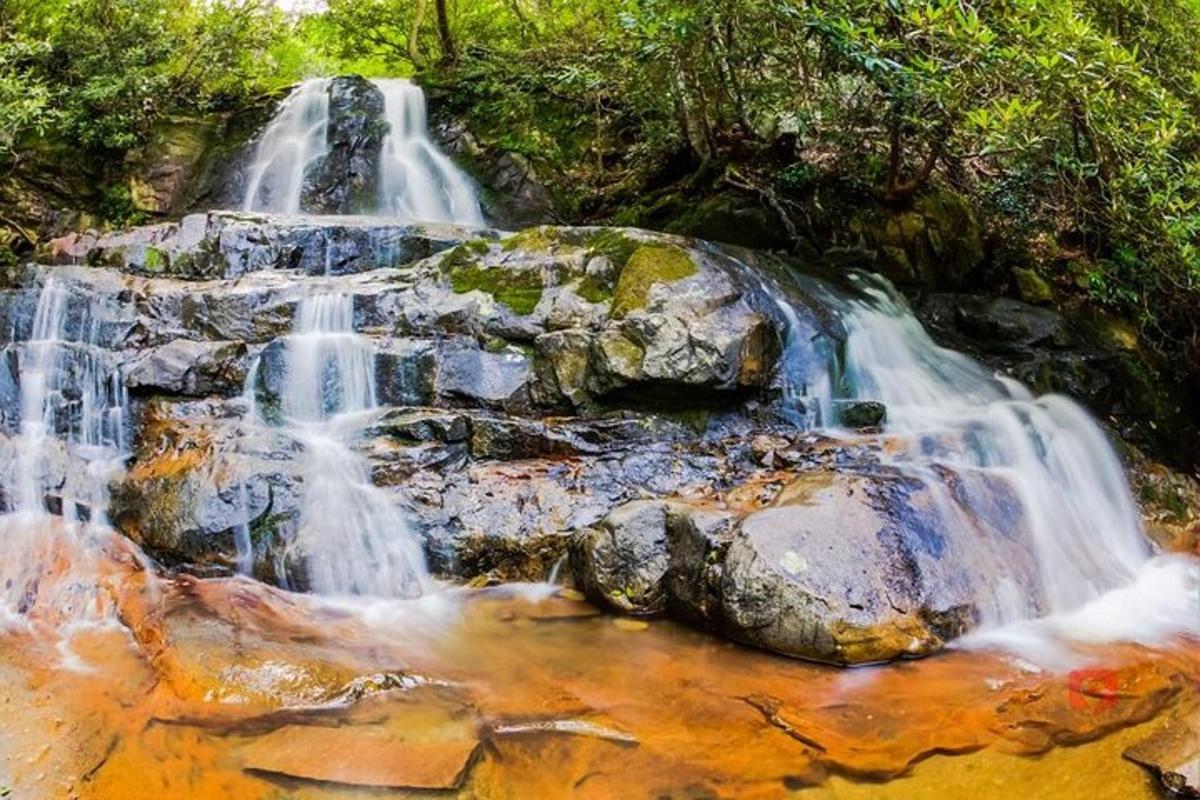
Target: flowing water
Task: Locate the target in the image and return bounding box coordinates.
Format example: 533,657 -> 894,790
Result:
805,272 -> 1199,655
241,77 -> 483,224
0,278 -> 134,636
241,78 -> 332,215
255,293 -> 429,598
375,78 -> 485,225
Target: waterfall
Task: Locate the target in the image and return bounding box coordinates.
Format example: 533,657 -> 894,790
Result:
242,78 -> 332,215
804,273 -> 1197,646
11,279 -> 128,521
260,293 -> 429,598
375,78 -> 484,225
241,77 -> 483,225
1,278 -> 132,628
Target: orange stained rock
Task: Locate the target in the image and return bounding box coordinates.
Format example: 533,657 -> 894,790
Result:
1,534 -> 1197,799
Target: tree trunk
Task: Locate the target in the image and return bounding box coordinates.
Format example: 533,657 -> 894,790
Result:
435,0 -> 456,66
408,0 -> 428,66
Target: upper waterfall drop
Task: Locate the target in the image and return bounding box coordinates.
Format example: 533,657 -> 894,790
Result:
242,78 -> 332,215
375,78 -> 484,225
240,77 -> 483,225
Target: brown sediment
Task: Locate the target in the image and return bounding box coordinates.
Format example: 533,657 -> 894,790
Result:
1,528 -> 1197,799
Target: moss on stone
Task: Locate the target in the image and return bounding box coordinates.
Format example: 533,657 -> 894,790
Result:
449,261 -> 544,315
583,229 -> 641,270
610,244 -> 698,318
576,273 -> 613,304
501,226 -> 576,253
142,246 -> 165,273
1013,267 -> 1053,304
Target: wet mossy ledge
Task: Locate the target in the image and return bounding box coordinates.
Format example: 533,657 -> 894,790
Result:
440,226 -> 701,320
610,244 -> 698,318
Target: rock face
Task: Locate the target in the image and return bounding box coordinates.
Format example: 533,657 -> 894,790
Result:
0,214 -> 1106,665
301,77 -> 388,215
48,210 -> 490,279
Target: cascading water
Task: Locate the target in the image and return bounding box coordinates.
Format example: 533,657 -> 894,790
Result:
375,78 -> 484,225
1,277 -> 133,628
241,77 -> 483,225
791,272 -> 1198,650
10,278 -> 128,522
242,78 -> 332,215
253,293 -> 429,598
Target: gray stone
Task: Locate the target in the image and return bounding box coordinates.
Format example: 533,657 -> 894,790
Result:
570,500 -> 672,615
125,340 -> 250,397
833,400 -> 886,429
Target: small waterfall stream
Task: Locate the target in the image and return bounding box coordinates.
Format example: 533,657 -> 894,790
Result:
375,78 -> 484,225
242,78 -> 332,215
12,278 -> 128,521
2,278 -> 132,626
254,293 -> 429,598
790,272 -> 1197,646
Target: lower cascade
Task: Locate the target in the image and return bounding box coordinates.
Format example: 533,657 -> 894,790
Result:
251,292 -> 429,598
832,275 -> 1155,626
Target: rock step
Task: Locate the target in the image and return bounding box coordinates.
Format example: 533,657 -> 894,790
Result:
47,211 -> 496,280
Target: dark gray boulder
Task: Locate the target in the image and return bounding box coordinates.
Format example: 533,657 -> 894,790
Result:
300,76 -> 388,215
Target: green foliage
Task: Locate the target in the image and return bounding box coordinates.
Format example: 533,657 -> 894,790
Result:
3,0 -> 1200,350
0,0 -> 306,158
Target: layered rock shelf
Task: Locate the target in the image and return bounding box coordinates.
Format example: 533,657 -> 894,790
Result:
0,214 -> 1143,664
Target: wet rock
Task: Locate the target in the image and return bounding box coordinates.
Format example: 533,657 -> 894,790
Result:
570,500 -> 672,615
833,400 -> 886,429
110,400 -> 302,576
715,471 -> 1005,664
125,340 -> 250,397
663,506 -> 740,624
300,77 -> 388,215
61,211 -> 491,279
374,339 -> 438,407
435,341 -> 534,411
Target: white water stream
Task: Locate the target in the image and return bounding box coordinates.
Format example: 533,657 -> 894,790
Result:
1,278 -> 133,630
241,77 -> 483,224
815,273 -> 1198,655
255,293 -> 429,598
242,78 -> 332,215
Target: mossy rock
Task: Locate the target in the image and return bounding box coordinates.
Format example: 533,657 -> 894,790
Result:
448,258 -> 544,315
583,229 -> 641,270
1013,267 -> 1053,304
501,226 -> 579,253
610,245 -> 698,318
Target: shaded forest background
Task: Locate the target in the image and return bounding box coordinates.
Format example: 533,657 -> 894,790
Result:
1,0 -> 1199,431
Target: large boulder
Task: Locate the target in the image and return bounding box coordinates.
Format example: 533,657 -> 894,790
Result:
709,470 -> 1037,664
301,77 -> 388,215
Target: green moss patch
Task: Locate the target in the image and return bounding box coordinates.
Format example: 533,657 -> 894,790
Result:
449,261 -> 544,315
583,229 -> 641,269
501,226 -> 575,253
576,273 -> 613,303
610,245 -> 698,318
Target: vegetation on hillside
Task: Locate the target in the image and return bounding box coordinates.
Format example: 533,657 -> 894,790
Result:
2,0 -> 1199,359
